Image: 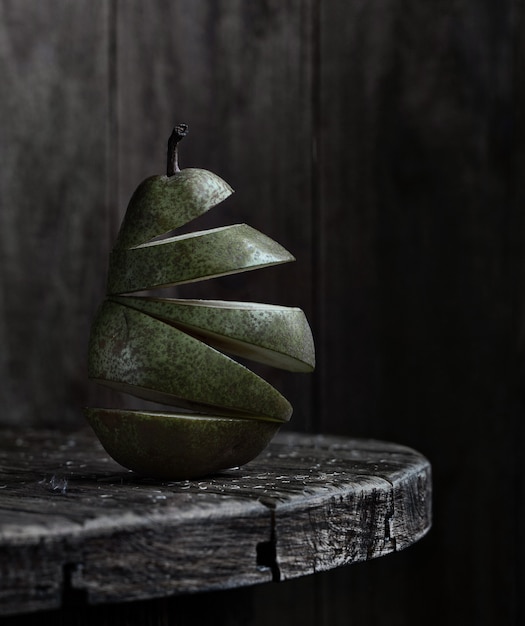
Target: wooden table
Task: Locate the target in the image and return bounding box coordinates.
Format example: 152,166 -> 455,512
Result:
0,428 -> 431,622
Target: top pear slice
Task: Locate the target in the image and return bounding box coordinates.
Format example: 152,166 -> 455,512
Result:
114,168 -> 233,250
110,296 -> 315,372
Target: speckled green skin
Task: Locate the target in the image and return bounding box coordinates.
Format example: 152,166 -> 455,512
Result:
87,162 -> 314,478
111,296 -> 315,372
88,300 -> 292,422
114,169 -> 233,250
107,223 -> 295,295
85,408 -> 280,479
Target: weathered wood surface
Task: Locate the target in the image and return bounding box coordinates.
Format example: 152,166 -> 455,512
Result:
0,1 -> 112,427
0,429 -> 431,617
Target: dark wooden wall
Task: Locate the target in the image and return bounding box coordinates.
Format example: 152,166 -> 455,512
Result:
0,1 -> 523,624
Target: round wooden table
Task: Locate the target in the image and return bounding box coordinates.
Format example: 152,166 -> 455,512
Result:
0,428 -> 431,623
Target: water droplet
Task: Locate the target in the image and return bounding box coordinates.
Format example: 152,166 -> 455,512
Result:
43,475 -> 68,495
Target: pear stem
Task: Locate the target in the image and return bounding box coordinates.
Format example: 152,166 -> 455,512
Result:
167,124 -> 189,176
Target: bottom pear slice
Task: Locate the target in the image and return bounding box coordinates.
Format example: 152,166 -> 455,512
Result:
85,408 -> 280,480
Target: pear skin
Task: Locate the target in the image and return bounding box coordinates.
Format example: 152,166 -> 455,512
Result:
114,169 -> 233,250
107,224 -> 295,295
111,296 -> 315,372
85,408 -> 280,480
88,300 -> 293,422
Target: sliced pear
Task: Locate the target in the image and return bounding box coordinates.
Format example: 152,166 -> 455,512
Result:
107,223 -> 295,295
88,300 -> 292,422
110,296 -> 315,372
85,408 -> 280,479
114,168 -> 233,250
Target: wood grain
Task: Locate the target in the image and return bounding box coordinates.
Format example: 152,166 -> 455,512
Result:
0,1 -> 111,427
317,1 -> 523,624
0,429 -> 431,617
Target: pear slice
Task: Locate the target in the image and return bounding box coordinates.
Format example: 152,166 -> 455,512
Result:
107,223 -> 295,295
111,296 -> 315,372
88,300 -> 292,422
85,408 -> 280,479
114,168 -> 233,250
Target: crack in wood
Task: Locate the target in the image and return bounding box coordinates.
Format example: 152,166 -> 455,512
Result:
383,492 -> 397,554
256,507 -> 281,583
61,563 -> 87,608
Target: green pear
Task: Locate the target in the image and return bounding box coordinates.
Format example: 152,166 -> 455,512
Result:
110,296 -> 315,372
88,300 -> 292,422
107,223 -> 295,295
85,408 -> 280,479
113,168 -> 233,250
86,125 -> 315,479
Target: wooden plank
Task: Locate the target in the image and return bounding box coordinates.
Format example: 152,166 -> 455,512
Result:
317,0 -> 522,624
0,0 -> 111,427
262,435 -> 430,581
113,0 -> 316,429
0,428 -> 431,616
516,5 -> 525,625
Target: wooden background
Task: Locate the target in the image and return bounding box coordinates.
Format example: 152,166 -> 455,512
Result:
0,1 -> 523,624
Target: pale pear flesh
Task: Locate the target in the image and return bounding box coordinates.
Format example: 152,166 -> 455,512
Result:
107,223 -> 295,295
85,407 -> 280,480
88,300 -> 293,422
110,296 -> 315,372
114,169 -> 233,250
